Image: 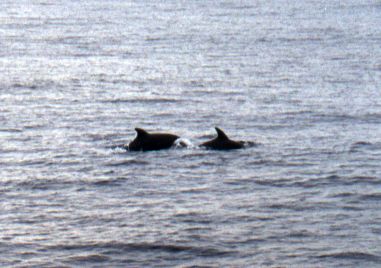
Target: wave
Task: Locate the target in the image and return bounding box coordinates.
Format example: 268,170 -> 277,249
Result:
10,80 -> 64,91
102,98 -> 182,104
328,192 -> 357,198
350,141 -> 381,152
359,193 -> 381,201
0,128 -> 23,133
272,111 -> 381,126
12,83 -> 38,90
341,176 -> 381,186
92,177 -> 126,187
15,178 -> 73,190
48,242 -> 231,257
69,253 -> 110,262
244,173 -> 381,190
105,159 -> 149,166
318,251 -> 381,263
289,175 -> 380,189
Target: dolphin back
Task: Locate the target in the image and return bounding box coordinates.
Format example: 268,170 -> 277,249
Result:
128,128 -> 179,151
200,127 -> 244,150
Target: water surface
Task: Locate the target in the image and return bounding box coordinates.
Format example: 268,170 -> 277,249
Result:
1,0 -> 381,267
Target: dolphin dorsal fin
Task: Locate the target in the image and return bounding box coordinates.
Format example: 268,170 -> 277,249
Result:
215,127 -> 229,140
135,128 -> 149,138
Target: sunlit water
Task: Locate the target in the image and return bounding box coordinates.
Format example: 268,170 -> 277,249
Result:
1,1 -> 381,267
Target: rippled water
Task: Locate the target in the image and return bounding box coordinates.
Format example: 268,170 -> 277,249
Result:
1,0 -> 381,267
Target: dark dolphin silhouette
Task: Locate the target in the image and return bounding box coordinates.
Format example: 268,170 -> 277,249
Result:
200,127 -> 245,150
127,128 -> 179,151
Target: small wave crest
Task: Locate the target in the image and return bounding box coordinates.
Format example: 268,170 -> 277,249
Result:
0,128 -> 23,133
359,193 -> 381,201
69,253 -> 110,262
48,242 -> 231,257
105,159 -> 149,166
292,175 -> 380,189
108,143 -> 128,151
102,98 -> 181,104
318,251 -> 381,262
92,177 -> 126,187
12,82 -> 38,90
349,141 -> 381,152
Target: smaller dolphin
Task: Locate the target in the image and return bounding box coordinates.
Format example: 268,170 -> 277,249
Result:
128,128 -> 179,151
200,127 -> 245,150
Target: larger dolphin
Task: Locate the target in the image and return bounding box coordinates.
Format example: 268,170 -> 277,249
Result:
200,127 -> 245,150
127,128 -> 179,151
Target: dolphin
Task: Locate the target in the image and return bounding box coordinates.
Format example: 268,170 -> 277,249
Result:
127,128 -> 179,151
200,127 -> 245,150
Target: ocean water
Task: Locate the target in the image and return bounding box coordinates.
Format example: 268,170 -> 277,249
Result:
1,0 -> 381,267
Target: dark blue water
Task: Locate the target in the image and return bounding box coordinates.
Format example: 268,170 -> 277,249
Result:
1,0 -> 381,267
